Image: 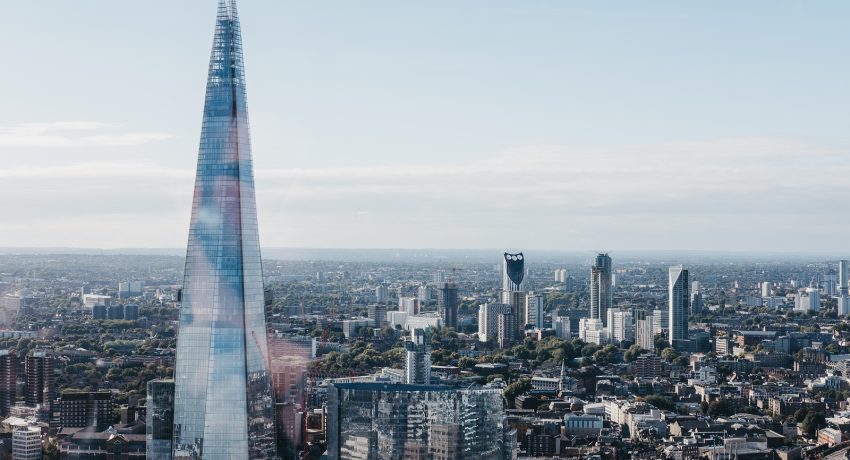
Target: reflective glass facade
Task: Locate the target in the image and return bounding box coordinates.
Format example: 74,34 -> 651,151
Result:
327,383 -> 511,460
147,379 -> 174,460
172,1 -> 277,458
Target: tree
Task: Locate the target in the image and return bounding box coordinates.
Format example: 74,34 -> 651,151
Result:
504,378 -> 532,407
673,355 -> 690,367
43,438 -> 60,460
654,335 -> 669,352
624,344 -> 644,362
458,357 -> 476,370
644,396 -> 675,412
581,344 -> 598,358
801,411 -> 826,438
593,345 -> 622,365
707,400 -> 732,417
660,347 -> 679,363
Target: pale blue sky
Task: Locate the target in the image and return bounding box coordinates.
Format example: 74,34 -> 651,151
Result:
1,1 -> 849,251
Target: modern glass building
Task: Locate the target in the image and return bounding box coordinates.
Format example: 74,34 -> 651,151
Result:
437,282 -> 458,329
501,252 -> 526,337
668,265 -> 690,342
172,0 -> 277,458
501,252 -> 525,298
147,379 -> 174,460
326,382 -> 512,460
590,253 -> 613,326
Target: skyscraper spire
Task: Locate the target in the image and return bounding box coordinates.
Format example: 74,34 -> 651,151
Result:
172,0 -> 277,458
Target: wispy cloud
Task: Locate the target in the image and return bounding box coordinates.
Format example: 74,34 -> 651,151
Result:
0,162 -> 191,179
0,122 -> 172,147
1,137 -> 848,250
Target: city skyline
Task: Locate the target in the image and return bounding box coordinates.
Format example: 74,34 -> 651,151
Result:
2,2 -> 850,251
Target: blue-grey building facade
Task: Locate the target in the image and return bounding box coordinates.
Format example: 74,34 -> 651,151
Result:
172,1 -> 277,458
326,382 -> 513,460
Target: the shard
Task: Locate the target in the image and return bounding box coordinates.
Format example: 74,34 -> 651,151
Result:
172,0 -> 277,458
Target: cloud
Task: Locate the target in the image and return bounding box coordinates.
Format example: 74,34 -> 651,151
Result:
0,137 -> 848,250
0,122 -> 172,147
0,161 -> 191,179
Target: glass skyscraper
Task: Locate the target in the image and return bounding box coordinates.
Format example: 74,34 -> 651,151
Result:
590,253 -> 612,326
668,265 -> 690,342
172,1 -> 277,458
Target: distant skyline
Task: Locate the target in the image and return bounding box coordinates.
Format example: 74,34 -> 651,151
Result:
2,1 -> 850,251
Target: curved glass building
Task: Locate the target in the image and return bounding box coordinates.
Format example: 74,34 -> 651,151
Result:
172,1 -> 277,458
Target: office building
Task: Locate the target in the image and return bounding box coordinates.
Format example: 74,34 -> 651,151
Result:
825,274 -> 839,297
59,431 -> 146,458
398,296 -> 419,316
498,311 -> 517,349
12,425 -> 41,460
91,305 -> 107,320
82,294 -> 111,308
433,270 -> 446,285
669,266 -> 690,345
171,1 -> 277,457
375,285 -> 388,304
326,382 -> 510,460
634,354 -> 663,378
437,282 -> 459,329
404,329 -> 431,385
268,336 -> 314,454
59,391 -> 114,431
505,290 -> 526,337
25,352 -> 54,407
841,260 -> 849,296
796,287 -> 820,312
123,304 -> 139,321
691,287 -> 704,314
590,254 -> 613,326
501,252 -> 525,304
107,304 -> 124,320
525,293 -> 544,329
118,281 -> 144,299
0,351 -> 16,418
579,318 -> 607,345
342,319 -> 371,339
388,311 -> 408,329
553,316 -> 571,339
608,310 -> 634,343
653,308 -> 668,335
147,379 -> 174,460
635,312 -> 655,351
761,282 -> 772,298
417,285 -> 433,303
367,304 -> 387,328
554,268 -> 567,283
405,314 -> 442,331
478,303 -> 509,343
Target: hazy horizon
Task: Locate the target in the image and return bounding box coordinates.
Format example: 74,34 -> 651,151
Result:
0,246 -> 844,264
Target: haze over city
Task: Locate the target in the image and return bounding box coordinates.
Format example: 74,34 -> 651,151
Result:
3,1 -> 850,251
4,1 -> 850,460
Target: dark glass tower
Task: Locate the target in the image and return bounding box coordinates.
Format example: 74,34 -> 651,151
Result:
590,253 -> 612,326
437,282 -> 459,329
172,1 -> 277,458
